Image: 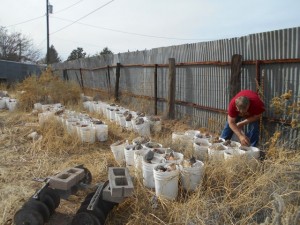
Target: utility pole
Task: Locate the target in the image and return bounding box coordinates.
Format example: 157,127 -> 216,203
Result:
46,0 -> 53,65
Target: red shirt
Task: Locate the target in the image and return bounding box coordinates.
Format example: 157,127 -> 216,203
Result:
228,90 -> 265,118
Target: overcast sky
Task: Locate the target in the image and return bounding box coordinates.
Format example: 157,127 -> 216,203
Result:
1,0 -> 300,61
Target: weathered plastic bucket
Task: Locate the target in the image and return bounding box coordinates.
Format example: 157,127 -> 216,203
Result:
142,156 -> 162,188
209,137 -> 225,144
38,112 -> 55,126
110,140 -> 128,165
7,99 -> 17,111
164,152 -> 184,165
142,142 -> 163,151
184,130 -> 200,138
80,126 -> 96,144
222,140 -> 241,149
134,149 -> 149,173
179,160 -> 204,191
148,117 -> 162,132
208,144 -> 228,160
153,163 -> 179,200
193,138 -> 211,161
135,121 -> 151,137
33,103 -> 42,111
224,148 -> 245,160
124,145 -> 136,166
239,146 -> 260,160
132,136 -> 150,145
94,124 -> 108,142
125,120 -> 133,130
0,97 -> 6,109
172,131 -> 193,145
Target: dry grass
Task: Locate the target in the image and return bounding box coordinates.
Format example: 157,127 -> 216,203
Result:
16,69 -> 81,111
0,84 -> 299,225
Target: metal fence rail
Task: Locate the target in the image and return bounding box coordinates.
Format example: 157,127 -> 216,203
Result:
52,27 -> 300,148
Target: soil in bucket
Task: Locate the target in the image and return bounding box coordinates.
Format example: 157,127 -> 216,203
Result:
153,163 -> 179,200
180,159 -> 205,191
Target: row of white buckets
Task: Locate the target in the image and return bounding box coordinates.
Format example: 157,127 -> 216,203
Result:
150,161 -> 205,200
110,141 -> 204,200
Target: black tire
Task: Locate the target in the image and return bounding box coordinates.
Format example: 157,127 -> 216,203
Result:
77,204 -> 106,225
81,167 -> 92,185
39,194 -> 56,215
40,187 -> 60,208
98,199 -> 118,217
71,212 -> 101,225
14,207 -> 44,225
24,199 -> 50,222
81,192 -> 96,205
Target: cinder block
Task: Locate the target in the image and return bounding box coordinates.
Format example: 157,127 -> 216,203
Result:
108,167 -> 134,198
49,167 -> 85,190
102,184 -> 124,203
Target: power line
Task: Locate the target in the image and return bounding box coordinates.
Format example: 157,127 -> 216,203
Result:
51,16 -> 210,41
6,15 -> 44,27
4,0 -> 84,28
51,0 -> 115,35
54,0 -> 84,14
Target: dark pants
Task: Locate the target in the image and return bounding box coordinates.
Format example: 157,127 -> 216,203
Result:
220,117 -> 259,147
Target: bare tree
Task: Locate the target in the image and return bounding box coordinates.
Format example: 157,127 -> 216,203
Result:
0,26 -> 41,63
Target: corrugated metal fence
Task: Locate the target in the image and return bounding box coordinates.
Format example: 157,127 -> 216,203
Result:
52,27 -> 300,148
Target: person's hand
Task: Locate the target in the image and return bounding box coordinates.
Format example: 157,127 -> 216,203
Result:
239,134 -> 250,146
236,121 -> 244,129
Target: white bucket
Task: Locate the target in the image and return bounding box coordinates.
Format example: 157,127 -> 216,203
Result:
148,117 -> 162,132
142,142 -> 163,151
208,144 -> 228,160
179,160 -> 204,191
224,148 -> 246,160
134,149 -> 149,172
142,156 -> 163,188
124,145 -> 136,166
209,137 -> 225,144
184,130 -> 200,138
125,120 -> 133,130
135,121 -> 151,137
172,131 -> 193,145
132,136 -> 150,145
80,126 -> 96,143
164,152 -> 184,165
38,112 -> 55,126
110,140 -> 128,165
7,99 -> 17,111
94,124 -> 108,142
153,164 -> 179,200
33,103 -> 42,111
118,115 -> 126,127
0,98 -> 6,109
193,138 -> 211,161
239,146 -> 260,160
222,140 -> 241,149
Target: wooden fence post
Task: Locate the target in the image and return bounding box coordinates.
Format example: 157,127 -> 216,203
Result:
154,64 -> 158,115
107,65 -> 111,97
230,54 -> 242,100
114,63 -> 121,102
167,58 -> 176,119
79,68 -> 84,92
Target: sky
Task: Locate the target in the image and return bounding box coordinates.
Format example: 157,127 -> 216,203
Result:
1,0 -> 300,61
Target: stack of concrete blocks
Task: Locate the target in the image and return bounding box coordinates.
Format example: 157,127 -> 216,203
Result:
103,167 -> 134,203
49,167 -> 85,190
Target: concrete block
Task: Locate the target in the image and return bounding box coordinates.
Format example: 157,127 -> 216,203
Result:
102,184 -> 124,203
108,167 -> 134,198
49,167 -> 85,190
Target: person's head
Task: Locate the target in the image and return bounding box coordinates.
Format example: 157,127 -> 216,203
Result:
235,96 -> 249,113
